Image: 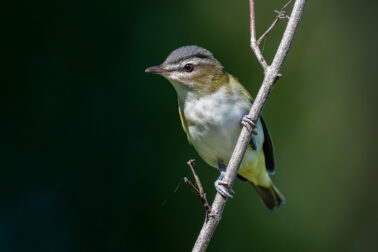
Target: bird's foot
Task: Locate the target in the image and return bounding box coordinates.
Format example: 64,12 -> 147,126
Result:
241,115 -> 257,135
214,171 -> 234,198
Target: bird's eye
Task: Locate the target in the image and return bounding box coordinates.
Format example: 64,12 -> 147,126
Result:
183,64 -> 193,72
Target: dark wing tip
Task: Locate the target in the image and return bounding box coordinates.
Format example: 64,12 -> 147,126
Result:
261,117 -> 275,174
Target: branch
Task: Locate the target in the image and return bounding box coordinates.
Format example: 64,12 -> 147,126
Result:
257,0 -> 293,46
184,160 -> 212,216
249,0 -> 268,71
192,0 -> 306,251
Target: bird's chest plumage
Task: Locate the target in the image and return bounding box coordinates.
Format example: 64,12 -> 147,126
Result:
183,86 -> 253,168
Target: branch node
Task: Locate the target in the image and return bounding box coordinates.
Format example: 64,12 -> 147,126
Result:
257,0 -> 294,46
274,10 -> 290,20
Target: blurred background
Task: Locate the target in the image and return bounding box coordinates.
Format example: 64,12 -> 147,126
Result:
1,0 -> 377,251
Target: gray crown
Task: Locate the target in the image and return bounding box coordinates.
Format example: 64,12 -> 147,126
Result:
163,45 -> 215,65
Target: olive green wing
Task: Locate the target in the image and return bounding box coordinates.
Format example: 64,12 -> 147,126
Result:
178,104 -> 191,144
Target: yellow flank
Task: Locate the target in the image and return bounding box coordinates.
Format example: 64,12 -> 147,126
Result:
238,148 -> 272,187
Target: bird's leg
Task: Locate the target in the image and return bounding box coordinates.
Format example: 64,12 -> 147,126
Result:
242,115 -> 258,150
250,137 -> 258,151
214,162 -> 235,198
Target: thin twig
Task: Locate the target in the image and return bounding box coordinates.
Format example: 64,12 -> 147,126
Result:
257,0 -> 293,45
249,0 -> 269,71
184,178 -> 200,195
192,1 -> 306,251
184,160 -> 212,215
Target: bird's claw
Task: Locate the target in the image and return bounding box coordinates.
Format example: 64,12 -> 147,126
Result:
215,181 -> 233,198
214,172 -> 234,198
241,115 -> 257,135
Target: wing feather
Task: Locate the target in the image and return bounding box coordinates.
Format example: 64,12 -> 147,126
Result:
178,104 -> 191,143
260,117 -> 275,174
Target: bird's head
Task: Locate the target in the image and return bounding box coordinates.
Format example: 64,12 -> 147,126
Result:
145,45 -> 229,98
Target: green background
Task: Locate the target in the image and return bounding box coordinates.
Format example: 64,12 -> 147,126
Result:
1,0 -> 377,251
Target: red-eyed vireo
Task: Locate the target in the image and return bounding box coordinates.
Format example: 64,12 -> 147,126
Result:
146,45 -> 285,210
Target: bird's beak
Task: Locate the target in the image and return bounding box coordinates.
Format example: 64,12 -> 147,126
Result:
145,65 -> 165,74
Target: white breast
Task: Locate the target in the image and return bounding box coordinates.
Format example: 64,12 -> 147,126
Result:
183,86 -> 264,169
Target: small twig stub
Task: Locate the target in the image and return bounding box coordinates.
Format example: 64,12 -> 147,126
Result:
257,0 -> 293,45
184,160 -> 212,215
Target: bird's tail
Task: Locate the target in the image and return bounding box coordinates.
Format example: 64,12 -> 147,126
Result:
251,182 -> 285,211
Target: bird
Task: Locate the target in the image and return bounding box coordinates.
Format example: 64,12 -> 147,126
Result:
145,45 -> 285,210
